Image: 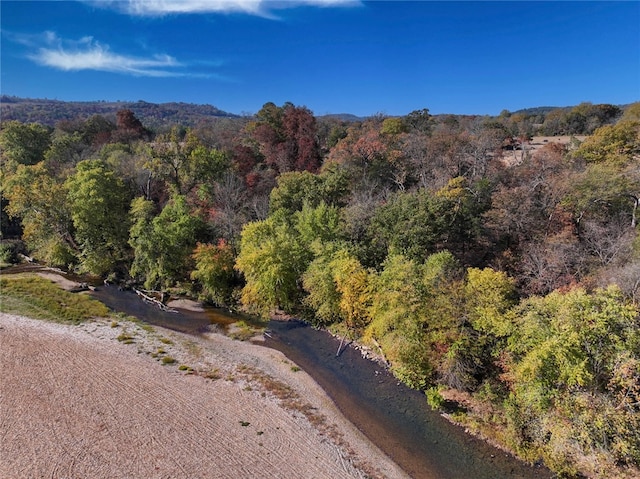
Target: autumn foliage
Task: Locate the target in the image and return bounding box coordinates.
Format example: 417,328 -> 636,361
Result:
2,101 -> 640,478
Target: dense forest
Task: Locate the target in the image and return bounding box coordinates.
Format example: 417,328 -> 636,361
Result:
1,99 -> 639,478
0,96 -> 237,130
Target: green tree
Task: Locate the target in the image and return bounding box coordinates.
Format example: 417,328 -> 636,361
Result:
293,201 -> 342,247
366,252 -> 432,388
268,168 -> 350,215
508,287 -> 639,401
269,171 -> 323,213
302,241 -> 347,326
364,250 -> 464,390
145,128 -> 229,196
2,162 -> 76,266
44,131 -> 88,176
369,189 -> 449,265
0,121 -> 51,166
465,267 -> 517,337
503,286 -> 640,472
65,160 -> 131,275
331,248 -> 371,336
129,194 -> 203,289
436,267 -> 518,392
235,211 -> 308,317
366,252 -> 422,341
573,120 -> 640,164
128,197 -> 157,284
380,117 -> 408,136
236,201 -> 342,317
435,176 -> 490,255
191,240 -> 238,307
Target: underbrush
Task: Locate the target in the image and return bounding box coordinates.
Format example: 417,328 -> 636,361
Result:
0,274 -> 109,323
0,240 -> 25,267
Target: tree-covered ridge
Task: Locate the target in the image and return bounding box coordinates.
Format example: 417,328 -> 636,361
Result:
0,96 -> 236,129
1,100 -> 639,478
1,95 -> 634,135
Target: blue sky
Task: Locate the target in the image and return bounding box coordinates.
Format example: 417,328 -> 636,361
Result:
1,1 -> 639,117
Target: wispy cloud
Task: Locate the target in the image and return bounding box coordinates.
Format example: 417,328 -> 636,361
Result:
12,31 -> 204,77
94,0 -> 359,17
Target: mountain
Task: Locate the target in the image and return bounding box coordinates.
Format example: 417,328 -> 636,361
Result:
0,96 -> 238,130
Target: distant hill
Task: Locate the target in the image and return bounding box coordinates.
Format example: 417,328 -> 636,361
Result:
2,96 -> 635,132
0,96 -> 238,130
317,113 -> 364,122
511,106 -> 562,116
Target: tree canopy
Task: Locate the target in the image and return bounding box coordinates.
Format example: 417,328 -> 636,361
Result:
2,99 -> 639,478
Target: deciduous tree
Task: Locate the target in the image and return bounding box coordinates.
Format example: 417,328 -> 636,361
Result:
0,121 -> 51,166
235,211 -> 308,316
191,240 -> 238,307
129,194 -> 203,288
145,127 -> 229,196
3,162 -> 76,266
65,159 -> 131,275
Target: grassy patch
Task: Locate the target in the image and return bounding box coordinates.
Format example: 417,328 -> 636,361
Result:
161,356 -> 176,364
138,323 -> 154,333
116,332 -> 135,344
228,318 -> 267,341
203,369 -> 221,380
0,274 -> 109,323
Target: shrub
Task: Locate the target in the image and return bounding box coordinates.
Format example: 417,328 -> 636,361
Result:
426,386 -> 445,410
0,242 -> 17,264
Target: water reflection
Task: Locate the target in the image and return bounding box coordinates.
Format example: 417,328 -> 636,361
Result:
90,284 -> 239,334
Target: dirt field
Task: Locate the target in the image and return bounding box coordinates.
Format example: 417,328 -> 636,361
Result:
528,135 -> 587,151
0,312 -> 409,479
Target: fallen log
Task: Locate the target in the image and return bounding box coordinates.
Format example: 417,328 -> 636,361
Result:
134,288 -> 178,313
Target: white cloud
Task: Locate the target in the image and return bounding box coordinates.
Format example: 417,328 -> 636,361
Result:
24,32 -> 190,77
126,0 -> 263,15
96,0 -> 358,17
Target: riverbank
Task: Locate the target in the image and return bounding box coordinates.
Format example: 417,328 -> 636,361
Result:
0,311 -> 409,479
264,319 -> 555,479
1,269 -> 557,478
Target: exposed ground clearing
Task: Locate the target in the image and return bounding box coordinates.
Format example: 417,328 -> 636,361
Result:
0,312 -> 409,479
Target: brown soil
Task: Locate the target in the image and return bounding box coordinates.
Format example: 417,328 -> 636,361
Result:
0,313 -> 409,479
529,135 -> 587,151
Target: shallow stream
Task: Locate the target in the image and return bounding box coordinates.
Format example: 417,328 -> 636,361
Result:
90,284 -> 553,479
3,266 -> 553,479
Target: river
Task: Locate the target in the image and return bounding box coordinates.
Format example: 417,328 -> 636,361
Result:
3,265 -> 552,478
87,283 -> 553,479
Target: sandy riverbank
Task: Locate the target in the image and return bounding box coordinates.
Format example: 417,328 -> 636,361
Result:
0,311 -> 409,479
